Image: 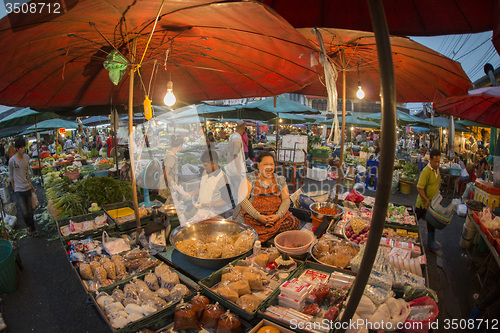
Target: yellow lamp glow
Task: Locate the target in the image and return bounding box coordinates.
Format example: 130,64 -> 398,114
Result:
279,118 -> 282,123
356,81 -> 365,99
163,81 -> 176,107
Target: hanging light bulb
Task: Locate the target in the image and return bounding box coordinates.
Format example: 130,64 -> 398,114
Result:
356,81 -> 365,99
351,127 -> 354,131
279,118 -> 283,123
163,81 -> 176,107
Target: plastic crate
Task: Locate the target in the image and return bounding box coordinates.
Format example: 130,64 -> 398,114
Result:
91,265 -> 197,333
94,169 -> 109,177
312,148 -> 330,159
306,167 -> 327,181
198,253 -> 299,321
56,210 -> 114,242
311,163 -> 329,170
102,201 -> 151,231
258,261 -> 356,332
450,167 -> 461,177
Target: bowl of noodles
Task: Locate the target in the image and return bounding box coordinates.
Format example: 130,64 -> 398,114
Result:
169,218 -> 258,268
309,202 -> 344,222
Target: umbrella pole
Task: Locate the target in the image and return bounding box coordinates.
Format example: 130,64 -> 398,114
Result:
337,0 -> 396,331
128,39 -> 142,243
35,115 -> 43,184
114,112 -> 119,180
275,112 -> 279,149
334,53 -> 346,203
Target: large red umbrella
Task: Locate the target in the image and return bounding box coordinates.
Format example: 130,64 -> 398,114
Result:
0,0 -> 320,108
433,86 -> 500,128
295,28 -> 472,102
261,0 -> 497,36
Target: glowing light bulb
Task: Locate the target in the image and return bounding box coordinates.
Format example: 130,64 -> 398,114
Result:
351,127 -> 354,131
356,81 -> 365,99
163,81 -> 176,107
443,130 -> 447,135
279,118 -> 282,123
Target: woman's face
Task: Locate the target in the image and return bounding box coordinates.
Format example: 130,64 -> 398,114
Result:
258,156 -> 275,178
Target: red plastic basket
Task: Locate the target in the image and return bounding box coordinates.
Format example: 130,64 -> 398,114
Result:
401,296 -> 439,333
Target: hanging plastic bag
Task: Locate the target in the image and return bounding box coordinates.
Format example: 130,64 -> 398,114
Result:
102,231 -> 131,255
31,191 -> 39,210
149,229 -> 166,255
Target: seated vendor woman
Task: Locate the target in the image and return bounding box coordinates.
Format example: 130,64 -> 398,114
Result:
233,152 -> 300,242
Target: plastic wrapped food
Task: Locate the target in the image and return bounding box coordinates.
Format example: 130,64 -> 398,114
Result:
144,273 -> 160,291
154,263 -> 170,277
217,310 -> 242,333
302,304 -> 320,315
229,280 -> 251,297
312,284 -> 331,304
243,272 -> 264,290
141,304 -> 157,316
403,285 -> 439,303
155,288 -> 170,300
236,294 -> 260,312
254,253 -> 269,268
174,301 -> 200,331
96,293 -> 114,309
105,302 -> 125,314
191,293 -> 210,319
124,283 -> 138,298
112,289 -> 126,303
100,257 -> 112,265
144,296 -> 168,310
90,261 -> 102,274
93,267 -> 108,285
312,240 -> 332,257
111,256 -> 127,276
159,271 -> 180,290
103,261 -> 117,280
79,263 -> 93,280
267,249 -> 280,264
124,257 -> 156,272
125,303 -> 143,315
216,287 -> 239,303
108,313 -> 128,329
221,272 -> 242,283
233,230 -> 254,254
170,284 -> 190,302
127,311 -> 144,322
202,302 -> 224,328
324,306 -> 340,321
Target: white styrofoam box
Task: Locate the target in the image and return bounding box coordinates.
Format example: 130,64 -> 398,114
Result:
0,187 -> 10,203
306,167 -> 327,181
278,149 -> 306,163
281,135 -> 308,150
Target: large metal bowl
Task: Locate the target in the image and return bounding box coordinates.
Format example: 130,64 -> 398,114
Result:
309,202 -> 344,221
169,218 -> 257,269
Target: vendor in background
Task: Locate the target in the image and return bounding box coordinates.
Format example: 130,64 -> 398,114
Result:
106,132 -> 115,157
64,136 -> 73,152
162,135 -> 185,197
8,140 -> 16,159
233,152 -> 300,242
242,128 -> 249,160
415,149 -> 441,252
120,149 -> 131,182
8,137 -> 37,237
191,150 -> 233,219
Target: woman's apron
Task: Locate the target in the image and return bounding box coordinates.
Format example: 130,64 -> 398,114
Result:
242,172 -> 290,242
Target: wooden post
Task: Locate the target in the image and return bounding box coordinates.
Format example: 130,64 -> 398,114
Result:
335,50 -> 347,203
128,39 -> 142,242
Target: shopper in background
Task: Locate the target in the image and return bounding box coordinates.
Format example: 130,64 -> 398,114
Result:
233,152 -> 299,242
242,127 -> 249,160
226,120 -> 247,191
8,137 -> 37,237
64,137 -> 73,152
106,132 -> 115,157
415,149 -> 441,252
8,140 -> 15,159
0,140 -> 5,164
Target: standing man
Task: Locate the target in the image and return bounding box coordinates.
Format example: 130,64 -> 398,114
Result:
227,120 -> 247,198
415,149 -> 441,251
9,137 -> 37,237
0,140 -> 5,164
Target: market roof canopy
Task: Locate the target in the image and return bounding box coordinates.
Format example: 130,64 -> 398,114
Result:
421,117 -> 469,132
433,86 -> 500,129
259,0 -> 496,36
360,110 -> 427,125
242,96 -> 321,114
319,116 -> 381,129
0,108 -> 59,129
21,119 -> 85,134
268,113 -> 314,124
294,28 -> 471,102
81,116 -> 110,125
0,0 -> 320,108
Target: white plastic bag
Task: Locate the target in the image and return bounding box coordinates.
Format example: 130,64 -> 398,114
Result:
149,229 -> 166,254
102,231 -> 131,255
457,204 -> 467,217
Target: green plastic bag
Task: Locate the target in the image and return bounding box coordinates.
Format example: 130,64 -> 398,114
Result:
103,50 -> 129,85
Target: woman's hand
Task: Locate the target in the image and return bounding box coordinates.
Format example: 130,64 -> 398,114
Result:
267,214 -> 280,223
258,215 -> 268,225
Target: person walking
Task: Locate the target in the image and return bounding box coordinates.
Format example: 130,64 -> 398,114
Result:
415,149 -> 441,251
8,137 -> 37,236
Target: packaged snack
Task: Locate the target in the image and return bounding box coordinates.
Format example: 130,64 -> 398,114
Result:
217,310 -> 242,333
144,273 -> 160,291
202,302 -> 224,328
170,284 -> 190,302
174,301 -> 200,331
93,267 -> 108,285
236,294 -> 261,312
79,263 -> 93,280
190,292 -> 210,319
229,280 -> 251,296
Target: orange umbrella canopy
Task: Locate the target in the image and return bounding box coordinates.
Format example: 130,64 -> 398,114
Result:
0,0 -> 320,108
294,28 -> 472,103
